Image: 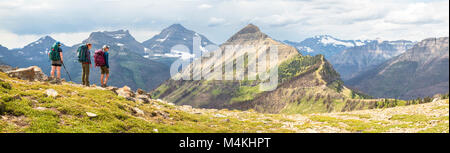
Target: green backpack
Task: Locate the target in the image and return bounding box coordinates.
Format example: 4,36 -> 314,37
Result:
77,44 -> 88,62
49,42 -> 61,61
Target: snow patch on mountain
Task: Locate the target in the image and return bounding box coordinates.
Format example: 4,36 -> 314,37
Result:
148,50 -> 195,60
156,33 -> 170,42
298,46 -> 314,53
319,36 -> 355,47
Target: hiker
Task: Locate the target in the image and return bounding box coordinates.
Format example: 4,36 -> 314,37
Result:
48,41 -> 63,83
94,45 -> 110,87
77,43 -> 92,86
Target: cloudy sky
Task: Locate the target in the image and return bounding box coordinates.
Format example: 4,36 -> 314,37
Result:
0,0 -> 448,48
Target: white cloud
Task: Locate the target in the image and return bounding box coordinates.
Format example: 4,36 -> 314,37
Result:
50,32 -> 91,47
0,30 -> 41,49
208,17 -> 226,27
198,4 -> 212,9
384,1 -> 449,25
0,0 -> 448,47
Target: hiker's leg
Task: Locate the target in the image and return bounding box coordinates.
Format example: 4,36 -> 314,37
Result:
105,73 -> 109,85
100,74 -> 104,85
50,66 -> 55,78
56,66 -> 61,79
81,64 -> 86,85
86,65 -> 90,85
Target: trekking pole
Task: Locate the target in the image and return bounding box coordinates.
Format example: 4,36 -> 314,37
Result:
61,61 -> 72,82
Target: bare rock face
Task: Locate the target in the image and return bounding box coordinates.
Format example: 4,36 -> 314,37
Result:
0,65 -> 17,73
6,66 -> 47,81
116,86 -> 135,99
136,88 -> 146,95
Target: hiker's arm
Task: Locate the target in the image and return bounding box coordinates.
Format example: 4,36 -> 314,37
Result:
105,53 -> 109,68
60,52 -> 63,62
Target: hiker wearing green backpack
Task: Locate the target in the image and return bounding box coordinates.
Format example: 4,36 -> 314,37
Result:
48,41 -> 63,83
77,43 -> 92,86
94,45 -> 110,87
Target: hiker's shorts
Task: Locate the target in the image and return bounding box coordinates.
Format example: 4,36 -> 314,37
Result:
101,66 -> 109,74
51,60 -> 62,67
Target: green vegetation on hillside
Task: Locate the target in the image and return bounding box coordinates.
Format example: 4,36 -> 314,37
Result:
0,72 -> 289,133
1,72 -> 448,133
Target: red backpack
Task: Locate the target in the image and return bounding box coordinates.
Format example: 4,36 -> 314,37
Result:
94,49 -> 106,66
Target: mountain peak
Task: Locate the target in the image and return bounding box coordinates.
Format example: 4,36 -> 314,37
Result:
38,35 -> 56,41
86,29 -> 134,42
237,24 -> 261,34
313,35 -> 334,39
226,24 -> 268,43
167,24 -> 187,30
142,24 -> 215,54
23,35 -> 58,48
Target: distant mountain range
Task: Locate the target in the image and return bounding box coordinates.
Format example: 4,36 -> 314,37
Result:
347,37 -> 449,100
0,24 -> 447,101
0,36 -> 72,76
284,36 -> 415,80
0,24 -> 216,91
330,40 -> 415,80
142,24 -> 215,66
0,45 -> 8,64
143,24 -> 214,55
284,35 -> 368,57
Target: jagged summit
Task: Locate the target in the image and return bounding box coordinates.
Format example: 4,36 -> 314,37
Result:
82,29 -> 147,55
236,24 -> 261,35
142,24 -> 215,54
166,23 -> 188,31
226,24 -> 268,43
24,36 -> 59,48
86,29 -> 134,42
414,37 -> 448,48
38,35 -> 56,42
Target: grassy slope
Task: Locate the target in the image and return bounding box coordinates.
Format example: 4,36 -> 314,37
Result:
1,72 -> 448,133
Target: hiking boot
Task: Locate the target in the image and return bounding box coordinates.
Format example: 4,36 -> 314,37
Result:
46,76 -> 54,82
49,78 -> 57,84
55,78 -> 62,84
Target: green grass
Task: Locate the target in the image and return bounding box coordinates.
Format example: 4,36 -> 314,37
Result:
419,122 -> 450,133
390,114 -> 430,122
0,72 -> 295,133
278,55 -> 321,83
152,84 -> 169,99
229,85 -> 262,104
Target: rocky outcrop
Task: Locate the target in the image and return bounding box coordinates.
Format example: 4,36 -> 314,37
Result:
116,86 -> 135,99
111,86 -> 153,103
0,65 -> 16,73
6,66 -> 47,81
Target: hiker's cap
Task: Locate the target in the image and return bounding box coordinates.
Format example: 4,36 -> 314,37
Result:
103,45 -> 110,49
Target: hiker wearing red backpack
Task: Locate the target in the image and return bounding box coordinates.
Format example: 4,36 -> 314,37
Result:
94,45 -> 110,87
